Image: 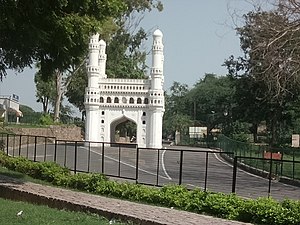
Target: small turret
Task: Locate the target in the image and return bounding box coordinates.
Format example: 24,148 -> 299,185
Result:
151,29 -> 164,90
147,29 -> 165,149
98,39 -> 107,78
87,34 -> 100,87
84,34 -> 101,145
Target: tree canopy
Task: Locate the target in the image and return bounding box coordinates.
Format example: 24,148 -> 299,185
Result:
0,0 -> 127,79
223,0 -> 300,145
65,0 -> 163,113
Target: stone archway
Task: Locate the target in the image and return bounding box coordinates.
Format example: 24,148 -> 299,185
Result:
110,116 -> 137,144
84,29 -> 165,148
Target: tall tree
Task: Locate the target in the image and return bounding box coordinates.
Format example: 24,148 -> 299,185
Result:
225,6 -> 300,145
163,82 -> 191,139
65,0 -> 163,113
0,0 -> 127,80
186,74 -> 235,134
34,71 -> 56,114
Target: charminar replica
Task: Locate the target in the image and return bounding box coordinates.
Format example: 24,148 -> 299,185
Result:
84,29 -> 165,148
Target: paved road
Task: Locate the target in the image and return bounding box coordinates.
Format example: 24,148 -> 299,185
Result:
6,143 -> 300,201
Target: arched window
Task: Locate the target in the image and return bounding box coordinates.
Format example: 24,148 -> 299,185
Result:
100,97 -> 104,103
107,97 -> 111,103
129,97 -> 134,104
144,98 -> 149,104
137,98 -> 142,104
122,97 -> 127,103
114,97 -> 119,103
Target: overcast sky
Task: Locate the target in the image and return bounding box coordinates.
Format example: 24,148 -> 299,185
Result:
1,0 -> 257,114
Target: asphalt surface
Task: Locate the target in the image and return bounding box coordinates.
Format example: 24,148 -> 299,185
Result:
7,142 -> 300,201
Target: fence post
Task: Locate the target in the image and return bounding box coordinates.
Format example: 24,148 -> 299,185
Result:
118,145 -> 121,177
232,156 -> 238,193
18,135 -> 22,156
34,136 -> 37,162
12,135 -> 15,157
156,149 -> 160,186
64,141 -> 67,167
179,150 -> 184,185
135,147 -> 139,184
204,151 -> 209,191
43,137 -> 47,162
87,142 -> 91,173
74,141 -> 78,174
19,135 -> 22,156
6,133 -> 9,155
26,135 -> 29,159
101,142 -> 105,173
54,139 -> 57,162
268,157 -> 273,198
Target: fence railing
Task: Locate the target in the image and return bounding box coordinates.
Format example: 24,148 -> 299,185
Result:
1,132 -> 300,200
0,133 -> 233,193
217,135 -> 300,181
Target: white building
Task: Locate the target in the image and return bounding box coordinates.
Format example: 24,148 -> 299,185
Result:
84,29 -> 165,148
0,94 -> 22,123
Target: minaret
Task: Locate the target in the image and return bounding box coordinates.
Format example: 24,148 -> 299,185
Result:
98,39 -> 107,79
84,34 -> 101,146
148,29 -> 165,148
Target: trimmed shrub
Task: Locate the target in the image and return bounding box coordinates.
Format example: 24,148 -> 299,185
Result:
2,151 -> 300,225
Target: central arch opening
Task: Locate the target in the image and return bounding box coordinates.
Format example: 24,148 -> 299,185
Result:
111,117 -> 137,144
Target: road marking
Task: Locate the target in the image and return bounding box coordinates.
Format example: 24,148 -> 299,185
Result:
161,150 -> 172,180
211,150 -> 295,187
80,147 -> 171,180
212,150 -> 267,180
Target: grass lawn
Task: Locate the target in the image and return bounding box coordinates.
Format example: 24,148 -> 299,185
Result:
0,197 -> 129,225
0,166 -> 51,185
0,167 -> 132,225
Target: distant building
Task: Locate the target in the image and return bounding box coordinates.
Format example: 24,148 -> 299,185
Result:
0,95 -> 23,123
84,30 -> 165,148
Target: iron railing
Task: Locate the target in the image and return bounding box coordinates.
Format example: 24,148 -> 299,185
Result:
1,132 -> 300,200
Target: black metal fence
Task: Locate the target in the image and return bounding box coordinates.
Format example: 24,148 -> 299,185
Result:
1,132 -> 300,200
0,133 -> 234,191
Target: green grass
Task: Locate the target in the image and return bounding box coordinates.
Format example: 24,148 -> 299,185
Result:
0,166 -> 52,186
0,197 -> 129,225
0,166 -> 132,225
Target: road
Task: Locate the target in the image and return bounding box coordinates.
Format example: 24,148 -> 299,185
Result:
6,142 -> 300,201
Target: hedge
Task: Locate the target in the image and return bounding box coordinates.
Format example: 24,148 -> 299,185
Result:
1,151 -> 300,225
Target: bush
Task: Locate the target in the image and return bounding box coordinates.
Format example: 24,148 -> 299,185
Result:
39,114 -> 54,125
2,151 -> 300,225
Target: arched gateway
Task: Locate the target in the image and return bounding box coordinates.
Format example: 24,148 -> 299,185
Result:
84,30 -> 165,148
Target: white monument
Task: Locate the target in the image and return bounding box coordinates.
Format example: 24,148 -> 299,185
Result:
84,29 -> 165,148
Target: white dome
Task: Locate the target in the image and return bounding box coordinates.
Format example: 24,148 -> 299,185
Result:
99,39 -> 106,46
91,33 -> 99,40
153,29 -> 163,37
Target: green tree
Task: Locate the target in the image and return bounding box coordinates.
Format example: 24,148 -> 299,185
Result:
186,74 -> 235,134
225,7 -> 300,145
34,71 -> 56,114
65,0 -> 163,113
0,0 -> 126,80
163,82 -> 191,140
64,67 -> 87,113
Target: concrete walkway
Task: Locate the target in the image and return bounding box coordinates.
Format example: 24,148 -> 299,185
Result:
0,174 -> 252,225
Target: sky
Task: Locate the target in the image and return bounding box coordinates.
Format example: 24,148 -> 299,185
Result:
1,0 -> 257,114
